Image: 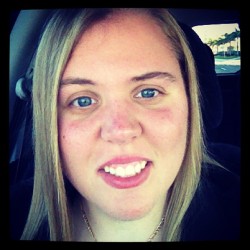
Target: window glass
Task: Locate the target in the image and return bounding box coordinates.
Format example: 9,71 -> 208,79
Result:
192,24 -> 240,74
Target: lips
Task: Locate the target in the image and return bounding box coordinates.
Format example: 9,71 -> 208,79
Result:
98,156 -> 152,189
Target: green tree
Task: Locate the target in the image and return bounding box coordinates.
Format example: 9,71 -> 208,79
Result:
231,28 -> 240,55
223,29 -> 240,56
217,36 -> 227,56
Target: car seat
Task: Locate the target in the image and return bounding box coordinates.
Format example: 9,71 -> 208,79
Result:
179,22 -> 240,176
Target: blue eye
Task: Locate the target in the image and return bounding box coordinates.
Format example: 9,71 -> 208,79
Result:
71,96 -> 96,107
136,88 -> 159,98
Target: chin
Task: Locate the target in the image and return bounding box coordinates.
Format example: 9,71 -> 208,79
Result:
105,202 -> 153,221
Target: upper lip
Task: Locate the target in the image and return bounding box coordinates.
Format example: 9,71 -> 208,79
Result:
98,156 -> 151,170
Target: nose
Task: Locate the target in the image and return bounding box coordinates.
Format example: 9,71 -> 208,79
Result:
101,103 -> 142,144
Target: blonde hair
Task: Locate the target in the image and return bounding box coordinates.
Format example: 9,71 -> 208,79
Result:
21,8 -> 209,241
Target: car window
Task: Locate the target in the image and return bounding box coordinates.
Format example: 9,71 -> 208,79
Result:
192,23 -> 240,74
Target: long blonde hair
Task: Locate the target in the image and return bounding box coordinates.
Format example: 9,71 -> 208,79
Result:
21,8 -> 208,241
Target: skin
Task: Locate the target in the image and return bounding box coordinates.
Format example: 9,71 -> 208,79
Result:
58,11 -> 188,241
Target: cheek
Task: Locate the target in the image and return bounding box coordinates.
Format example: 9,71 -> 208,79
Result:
59,122 -> 83,151
145,104 -> 188,147
158,108 -> 174,122
58,118 -> 95,171
59,111 -> 98,143
146,105 -> 188,184
151,105 -> 187,129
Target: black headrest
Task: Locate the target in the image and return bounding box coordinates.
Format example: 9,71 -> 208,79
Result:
179,22 -> 223,130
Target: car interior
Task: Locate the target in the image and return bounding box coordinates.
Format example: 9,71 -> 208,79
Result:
9,8 -> 241,185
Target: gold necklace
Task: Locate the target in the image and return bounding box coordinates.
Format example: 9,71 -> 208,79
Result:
80,204 -> 165,242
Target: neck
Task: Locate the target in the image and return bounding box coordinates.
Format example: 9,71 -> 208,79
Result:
74,196 -> 167,242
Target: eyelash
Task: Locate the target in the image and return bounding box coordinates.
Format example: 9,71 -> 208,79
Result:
70,88 -> 163,108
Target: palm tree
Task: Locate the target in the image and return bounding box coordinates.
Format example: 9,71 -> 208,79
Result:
207,38 -> 217,53
231,28 -> 240,56
224,33 -> 233,56
204,27 -> 240,57
223,29 -> 240,56
217,36 -> 227,57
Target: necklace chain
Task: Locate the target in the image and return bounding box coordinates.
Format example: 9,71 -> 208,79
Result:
80,204 -> 165,242
82,208 -> 98,241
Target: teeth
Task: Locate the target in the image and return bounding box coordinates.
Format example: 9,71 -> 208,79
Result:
125,164 -> 135,177
104,161 -> 147,178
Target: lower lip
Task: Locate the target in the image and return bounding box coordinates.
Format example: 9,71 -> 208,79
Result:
99,162 -> 152,189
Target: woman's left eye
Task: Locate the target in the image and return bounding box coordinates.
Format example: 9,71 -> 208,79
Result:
135,88 -> 160,99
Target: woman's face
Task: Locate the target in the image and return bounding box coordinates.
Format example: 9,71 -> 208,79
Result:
58,11 -> 188,220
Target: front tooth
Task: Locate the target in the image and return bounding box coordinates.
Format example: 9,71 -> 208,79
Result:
125,165 -> 135,177
116,167 -> 125,177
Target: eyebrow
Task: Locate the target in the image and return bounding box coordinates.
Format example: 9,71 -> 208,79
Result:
60,78 -> 95,86
131,71 -> 177,82
60,71 -> 176,86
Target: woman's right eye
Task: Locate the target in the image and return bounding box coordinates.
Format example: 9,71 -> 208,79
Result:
71,96 -> 97,108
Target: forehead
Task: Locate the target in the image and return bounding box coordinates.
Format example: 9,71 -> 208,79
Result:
74,11 -> 176,57
81,11 -> 165,42
62,10 -> 180,80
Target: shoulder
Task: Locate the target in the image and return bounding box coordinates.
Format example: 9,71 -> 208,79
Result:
181,164 -> 240,241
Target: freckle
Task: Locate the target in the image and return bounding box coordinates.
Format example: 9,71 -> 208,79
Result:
63,135 -> 66,139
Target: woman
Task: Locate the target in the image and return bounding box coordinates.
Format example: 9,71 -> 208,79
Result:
10,8 -> 239,241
